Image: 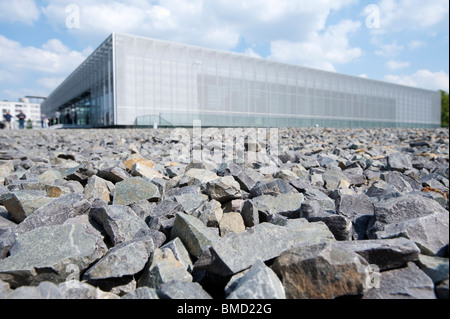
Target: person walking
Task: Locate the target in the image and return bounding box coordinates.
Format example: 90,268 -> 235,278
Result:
3,111 -> 12,130
17,110 -> 26,129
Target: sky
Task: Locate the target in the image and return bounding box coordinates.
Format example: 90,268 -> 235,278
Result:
0,0 -> 449,102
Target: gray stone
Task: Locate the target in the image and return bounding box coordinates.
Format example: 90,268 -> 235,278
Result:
83,175 -> 114,203
206,176 -> 242,203
368,194 -> 448,237
240,199 -> 259,228
0,190 -> 54,223
191,199 -> 223,228
226,260 -> 285,299
333,237 -> 420,271
322,167 -> 350,190
272,242 -> 369,299
90,205 -> 152,246
304,188 -> 335,212
336,194 -> 374,240
0,223 -> 107,288
159,281 -> 212,299
387,152 -> 413,172
435,279 -> 449,299
113,177 -> 160,206
363,262 -> 436,299
249,179 -> 296,198
416,254 -> 449,284
138,248 -> 192,289
161,237 -> 194,272
225,163 -> 257,192
219,212 -> 246,237
252,192 -> 304,219
58,280 -> 120,299
6,281 -> 64,299
15,193 -> 92,234
365,180 -> 402,202
121,287 -> 163,299
170,212 -> 220,257
83,237 -> 154,280
174,193 -> 209,214
194,221 -> 335,276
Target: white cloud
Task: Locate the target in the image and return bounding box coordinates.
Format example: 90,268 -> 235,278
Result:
37,77 -> 66,90
376,0 -> 449,32
374,41 -> 404,57
40,0 -> 358,52
0,36 -> 92,75
0,0 -> 40,25
384,70 -> 449,92
269,20 -> 362,72
409,40 -> 426,50
385,60 -> 410,70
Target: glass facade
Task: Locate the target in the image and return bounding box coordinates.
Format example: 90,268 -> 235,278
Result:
42,33 -> 442,128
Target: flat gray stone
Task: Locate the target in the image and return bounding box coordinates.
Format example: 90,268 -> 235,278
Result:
170,212 -> 220,257
0,223 -> 107,288
194,221 -> 335,276
363,262 -> 436,299
83,237 -> 154,280
226,260 -> 286,299
113,177 -> 160,206
90,205 -> 152,246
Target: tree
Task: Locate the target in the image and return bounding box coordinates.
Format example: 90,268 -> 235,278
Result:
441,90 -> 449,128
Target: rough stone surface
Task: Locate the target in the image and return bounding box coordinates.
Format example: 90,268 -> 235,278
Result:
226,260 -> 286,299
272,242 -> 369,299
0,127 -> 447,299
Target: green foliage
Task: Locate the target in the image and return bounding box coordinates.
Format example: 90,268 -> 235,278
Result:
441,90 -> 449,128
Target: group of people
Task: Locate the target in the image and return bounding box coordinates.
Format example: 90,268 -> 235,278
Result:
2,110 -> 27,129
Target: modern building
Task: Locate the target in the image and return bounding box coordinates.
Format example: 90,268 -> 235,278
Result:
1,97 -> 43,129
41,33 -> 442,128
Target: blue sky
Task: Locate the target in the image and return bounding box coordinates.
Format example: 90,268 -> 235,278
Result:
0,0 -> 448,101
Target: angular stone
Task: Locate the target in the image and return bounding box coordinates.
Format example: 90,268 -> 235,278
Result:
225,163 -> 257,192
252,192 -> 304,219
249,179 -> 296,198
159,281 -> 212,299
170,212 -> 220,257
333,237 -> 420,271
5,281 -> 64,299
272,242 -> 369,299
336,194 -> 374,240
375,211 -> 449,256
226,260 -> 285,299
386,152 -> 413,172
365,180 -> 402,202
322,167 -> 350,190
121,287 -> 163,299
240,199 -> 259,228
219,212 -> 246,237
138,248 -> 192,289
0,191 -> 54,223
123,157 -> 155,171
131,163 -> 165,180
83,237 -> 154,280
0,223 -> 107,288
194,221 -> 335,276
113,177 -> 160,206
183,168 -> 220,186
160,237 -> 194,272
363,262 -> 436,299
304,188 -> 335,212
191,199 -> 223,228
97,166 -> 131,183
58,280 -> 120,299
15,193 -> 92,234
173,193 -> 209,214
83,175 -> 114,203
416,254 -> 449,284
206,176 -> 242,203
90,205 -> 151,246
